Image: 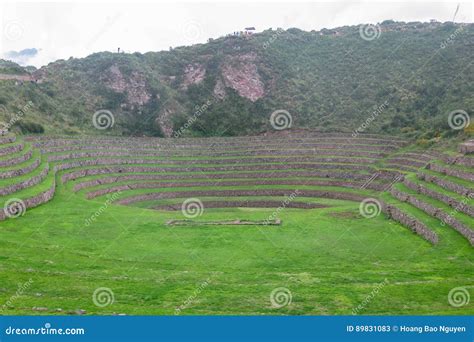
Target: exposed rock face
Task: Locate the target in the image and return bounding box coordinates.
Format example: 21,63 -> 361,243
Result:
157,107 -> 175,138
103,65 -> 151,106
220,53 -> 265,102
213,78 -> 226,99
182,63 -> 206,89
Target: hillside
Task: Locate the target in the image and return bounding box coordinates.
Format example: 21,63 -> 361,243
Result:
0,20 -> 473,138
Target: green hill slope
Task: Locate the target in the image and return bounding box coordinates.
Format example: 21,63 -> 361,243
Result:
0,21 -> 473,138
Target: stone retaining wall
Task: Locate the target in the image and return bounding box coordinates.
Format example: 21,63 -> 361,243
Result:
84,179 -> 386,199
0,149 -> 32,167
0,135 -> 16,145
53,159 -> 374,173
43,146 -> 387,158
403,179 -> 474,217
0,179 -> 56,221
417,172 -> 473,197
0,158 -> 41,179
154,200 -> 325,210
390,188 -> 474,245
381,202 -> 438,244
61,167 -> 397,184
444,156 -> 474,168
0,143 -> 23,157
427,163 -> 474,182
0,165 -> 49,196
48,152 -> 377,165
115,189 -> 367,205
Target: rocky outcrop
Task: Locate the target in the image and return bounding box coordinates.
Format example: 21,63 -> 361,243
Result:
220,53 -> 265,102
182,63 -> 206,89
102,64 -> 151,106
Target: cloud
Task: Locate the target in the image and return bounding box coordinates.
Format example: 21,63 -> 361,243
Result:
3,48 -> 39,66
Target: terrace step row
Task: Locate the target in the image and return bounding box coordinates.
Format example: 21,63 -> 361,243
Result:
47,153 -> 378,165
390,186 -> 474,245
81,179 -> 389,200
403,178 -> 474,218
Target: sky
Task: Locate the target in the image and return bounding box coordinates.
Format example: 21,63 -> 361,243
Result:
0,0 -> 472,68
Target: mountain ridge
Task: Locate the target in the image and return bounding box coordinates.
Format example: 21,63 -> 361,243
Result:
0,20 -> 472,140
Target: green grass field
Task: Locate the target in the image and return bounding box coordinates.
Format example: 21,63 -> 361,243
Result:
1,134 -> 473,316
1,180 -> 473,315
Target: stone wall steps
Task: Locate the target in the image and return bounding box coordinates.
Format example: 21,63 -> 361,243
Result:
390,184 -> 474,245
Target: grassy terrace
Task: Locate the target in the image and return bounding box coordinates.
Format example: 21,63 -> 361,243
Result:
419,169 -> 474,190
0,135 -> 473,315
0,143 -> 32,161
393,183 -> 474,233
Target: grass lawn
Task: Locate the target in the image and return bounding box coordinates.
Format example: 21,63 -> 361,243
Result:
0,181 -> 473,315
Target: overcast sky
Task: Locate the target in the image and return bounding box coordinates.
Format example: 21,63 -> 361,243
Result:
0,0 -> 472,68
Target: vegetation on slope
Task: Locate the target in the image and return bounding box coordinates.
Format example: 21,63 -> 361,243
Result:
0,21 -> 473,139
